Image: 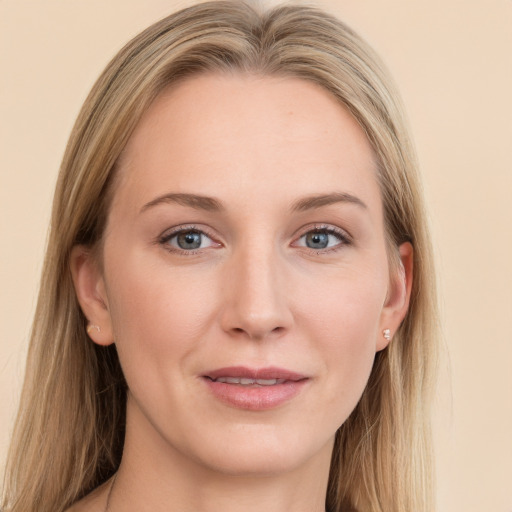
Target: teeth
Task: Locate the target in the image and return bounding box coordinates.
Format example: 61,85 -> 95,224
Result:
256,379 -> 279,385
213,377 -> 282,386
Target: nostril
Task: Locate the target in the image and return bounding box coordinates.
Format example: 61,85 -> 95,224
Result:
229,324 -> 286,340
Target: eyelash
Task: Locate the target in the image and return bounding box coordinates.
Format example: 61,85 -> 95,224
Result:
158,224 -> 219,256
294,224 -> 352,254
157,223 -> 352,256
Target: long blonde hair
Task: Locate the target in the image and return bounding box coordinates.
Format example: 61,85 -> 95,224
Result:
2,2 -> 439,511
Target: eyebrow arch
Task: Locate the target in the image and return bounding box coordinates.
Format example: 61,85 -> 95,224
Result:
291,192 -> 367,212
140,193 -> 224,214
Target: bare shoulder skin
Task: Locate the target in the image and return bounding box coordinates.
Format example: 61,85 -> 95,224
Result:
65,480 -> 111,512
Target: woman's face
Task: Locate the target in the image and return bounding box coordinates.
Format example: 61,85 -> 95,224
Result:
74,74 -> 411,477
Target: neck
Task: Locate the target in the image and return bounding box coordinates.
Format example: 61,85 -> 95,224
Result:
109,398 -> 332,512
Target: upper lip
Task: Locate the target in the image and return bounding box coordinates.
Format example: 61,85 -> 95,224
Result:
204,366 -> 308,382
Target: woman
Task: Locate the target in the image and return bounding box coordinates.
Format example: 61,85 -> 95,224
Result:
1,2 -> 439,511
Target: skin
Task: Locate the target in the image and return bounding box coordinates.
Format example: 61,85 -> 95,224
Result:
70,74 -> 412,512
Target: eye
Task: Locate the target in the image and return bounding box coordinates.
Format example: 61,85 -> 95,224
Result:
294,226 -> 350,252
159,227 -> 219,253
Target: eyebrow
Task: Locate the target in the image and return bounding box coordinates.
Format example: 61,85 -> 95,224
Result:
140,191 -> 367,215
140,193 -> 224,213
290,192 -> 367,212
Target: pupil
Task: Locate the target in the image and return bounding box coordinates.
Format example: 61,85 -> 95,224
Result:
306,232 -> 328,249
178,231 -> 201,249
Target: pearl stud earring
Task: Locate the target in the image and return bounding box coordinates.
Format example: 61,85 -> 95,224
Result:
87,324 -> 101,334
383,328 -> 391,341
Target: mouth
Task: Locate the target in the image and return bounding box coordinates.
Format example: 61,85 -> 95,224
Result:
207,376 -> 287,386
202,366 -> 309,410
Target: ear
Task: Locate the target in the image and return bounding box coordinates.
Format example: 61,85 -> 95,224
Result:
377,242 -> 413,351
70,245 -> 114,346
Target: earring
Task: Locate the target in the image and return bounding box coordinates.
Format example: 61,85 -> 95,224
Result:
382,328 -> 391,341
87,324 -> 101,334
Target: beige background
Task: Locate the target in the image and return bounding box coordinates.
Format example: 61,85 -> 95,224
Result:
1,0 -> 511,510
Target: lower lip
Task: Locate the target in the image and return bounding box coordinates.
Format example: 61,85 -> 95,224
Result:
203,378 -> 308,411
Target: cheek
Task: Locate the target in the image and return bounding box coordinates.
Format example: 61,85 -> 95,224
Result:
295,264 -> 387,406
296,259 -> 387,342
103,250 -> 218,380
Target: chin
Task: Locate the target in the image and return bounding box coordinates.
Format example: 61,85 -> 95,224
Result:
183,424 -> 334,477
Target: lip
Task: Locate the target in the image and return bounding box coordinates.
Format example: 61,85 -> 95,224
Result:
202,366 -> 309,411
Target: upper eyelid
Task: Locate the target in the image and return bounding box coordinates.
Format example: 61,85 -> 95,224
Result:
159,224 -> 216,240
159,223 -> 349,237
293,223 -> 352,241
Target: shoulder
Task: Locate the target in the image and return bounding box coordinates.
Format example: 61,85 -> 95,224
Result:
65,480 -> 110,512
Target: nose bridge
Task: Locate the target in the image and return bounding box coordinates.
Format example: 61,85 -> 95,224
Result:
221,235 -> 292,339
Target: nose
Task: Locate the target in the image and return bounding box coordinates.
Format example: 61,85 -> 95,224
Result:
219,243 -> 293,341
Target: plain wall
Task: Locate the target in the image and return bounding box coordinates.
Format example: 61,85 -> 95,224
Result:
1,1 -> 511,510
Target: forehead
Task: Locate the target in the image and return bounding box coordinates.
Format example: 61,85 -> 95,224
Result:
113,73 -> 381,217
